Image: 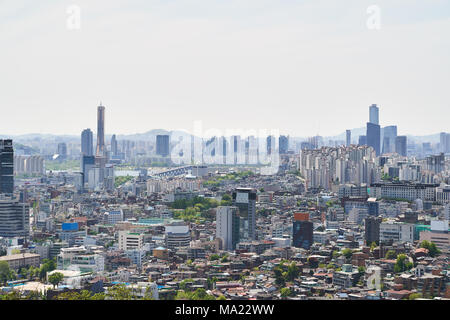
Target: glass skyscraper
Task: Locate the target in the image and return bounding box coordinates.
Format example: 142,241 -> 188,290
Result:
232,188 -> 257,241
0,139 -> 14,195
367,122 -> 381,156
369,104 -> 379,125
81,128 -> 94,156
96,104 -> 106,157
156,135 -> 170,157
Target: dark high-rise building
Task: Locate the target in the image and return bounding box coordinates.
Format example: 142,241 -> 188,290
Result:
346,130 -> 351,146
81,155 -> 95,186
426,153 -> 445,174
232,188 -> 257,241
369,104 -> 379,125
244,138 -> 249,161
57,142 -> 67,159
366,122 -> 381,156
382,125 -> 397,154
111,134 -> 118,157
358,135 -> 367,146
0,198 -> 29,237
388,167 -> 400,179
0,140 -> 14,195
96,104 -> 106,157
221,136 -> 227,163
379,156 -> 388,167
267,135 -> 275,155
292,212 -> 313,249
231,135 -> 240,164
364,216 -> 382,245
279,135 -> 289,154
395,136 -> 407,157
205,136 -> 216,158
156,135 -> 170,157
81,129 -> 94,156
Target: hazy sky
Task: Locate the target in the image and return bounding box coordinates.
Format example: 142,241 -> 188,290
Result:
1,0 -> 449,137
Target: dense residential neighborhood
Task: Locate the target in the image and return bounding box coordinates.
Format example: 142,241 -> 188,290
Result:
1,104 -> 449,300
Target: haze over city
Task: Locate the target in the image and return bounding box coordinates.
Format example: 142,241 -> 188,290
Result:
1,0 -> 450,309
1,0 -> 450,136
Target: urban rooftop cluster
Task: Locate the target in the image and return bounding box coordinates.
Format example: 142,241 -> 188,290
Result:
0,104 -> 449,301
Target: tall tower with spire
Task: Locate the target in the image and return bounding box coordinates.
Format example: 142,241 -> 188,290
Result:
96,103 -> 105,157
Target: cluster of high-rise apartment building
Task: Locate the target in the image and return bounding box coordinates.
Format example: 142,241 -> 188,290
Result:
14,155 -> 45,176
0,102 -> 449,301
298,145 -> 379,191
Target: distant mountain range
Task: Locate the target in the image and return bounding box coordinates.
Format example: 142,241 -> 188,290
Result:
0,128 -> 442,144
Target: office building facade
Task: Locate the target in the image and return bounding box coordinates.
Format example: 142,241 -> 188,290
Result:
395,136 -> 407,157
165,222 -> 191,250
369,104 -> 379,125
81,155 -> 95,186
367,122 -> 381,156
279,135 -> 289,154
0,139 -> 14,195
365,216 -> 382,245
0,197 -> 30,238
292,212 -> 313,249
359,135 -> 367,146
216,206 -> 240,251
156,135 -> 170,157
81,129 -> 94,156
382,125 -> 397,154
380,222 -> 414,244
232,188 -> 257,241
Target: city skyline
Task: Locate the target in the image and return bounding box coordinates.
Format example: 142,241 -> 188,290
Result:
0,101 -> 447,141
1,0 -> 450,306
1,0 -> 450,136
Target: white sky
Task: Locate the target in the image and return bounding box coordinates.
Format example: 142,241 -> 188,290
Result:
0,0 -> 449,137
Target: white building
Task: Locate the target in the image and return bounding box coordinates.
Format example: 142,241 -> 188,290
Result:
14,155 -> 45,175
436,184 -> 450,204
348,207 -> 369,225
379,221 -> 414,243
216,206 -> 238,251
118,231 -> 144,251
57,246 -> 105,273
313,231 -> 331,244
271,237 -> 291,248
165,222 -> 191,250
370,182 -> 437,201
